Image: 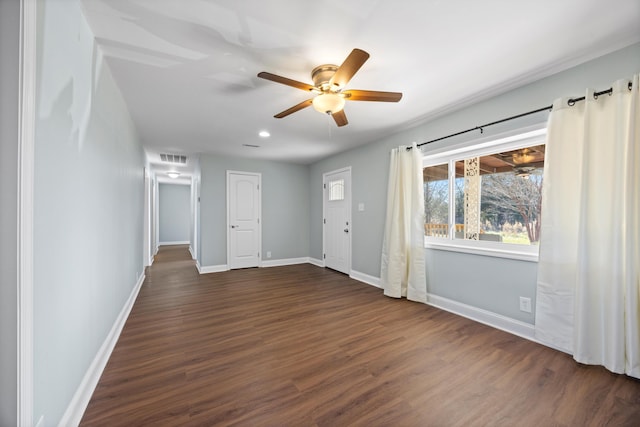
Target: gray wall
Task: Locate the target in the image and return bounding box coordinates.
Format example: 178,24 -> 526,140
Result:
33,0 -> 145,424
0,0 -> 20,424
199,155 -> 310,267
159,183 -> 191,243
310,42 -> 640,324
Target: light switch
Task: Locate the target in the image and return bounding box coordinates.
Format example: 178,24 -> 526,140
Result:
358,203 -> 365,211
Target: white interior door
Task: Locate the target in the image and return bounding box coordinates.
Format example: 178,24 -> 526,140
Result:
323,168 -> 351,274
227,171 -> 261,269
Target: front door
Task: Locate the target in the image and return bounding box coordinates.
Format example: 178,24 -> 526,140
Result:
323,168 -> 351,274
227,171 -> 261,269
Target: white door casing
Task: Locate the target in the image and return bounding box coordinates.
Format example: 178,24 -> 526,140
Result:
323,167 -> 351,274
143,169 -> 151,266
227,171 -> 261,269
191,177 -> 199,261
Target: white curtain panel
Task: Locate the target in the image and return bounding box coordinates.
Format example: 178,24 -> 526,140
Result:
380,143 -> 427,303
536,74 -> 639,378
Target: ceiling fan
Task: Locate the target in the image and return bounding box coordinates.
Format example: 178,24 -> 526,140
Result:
510,147 -> 545,178
257,48 -> 402,127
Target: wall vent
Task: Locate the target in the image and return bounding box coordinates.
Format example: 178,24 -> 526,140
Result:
160,153 -> 187,164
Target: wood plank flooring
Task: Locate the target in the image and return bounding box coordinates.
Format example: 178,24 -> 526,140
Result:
80,245 -> 640,426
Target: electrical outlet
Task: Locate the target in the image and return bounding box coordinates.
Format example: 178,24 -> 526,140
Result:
519,297 -> 532,313
266,251 -> 271,259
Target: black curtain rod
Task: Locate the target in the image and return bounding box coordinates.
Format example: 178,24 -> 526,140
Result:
413,81 -> 634,149
414,105 -> 552,148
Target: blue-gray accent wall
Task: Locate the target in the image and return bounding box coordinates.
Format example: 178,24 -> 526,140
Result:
159,183 -> 191,243
32,0 -> 145,424
199,155 -> 310,268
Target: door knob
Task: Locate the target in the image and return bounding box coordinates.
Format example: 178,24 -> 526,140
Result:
344,228 -> 349,233
230,225 -> 237,228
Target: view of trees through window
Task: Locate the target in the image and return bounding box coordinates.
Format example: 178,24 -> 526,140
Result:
424,144 -> 545,245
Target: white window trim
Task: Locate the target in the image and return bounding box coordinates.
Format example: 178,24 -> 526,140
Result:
422,126 -> 547,263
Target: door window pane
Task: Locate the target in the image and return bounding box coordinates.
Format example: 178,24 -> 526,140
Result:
328,179 -> 344,201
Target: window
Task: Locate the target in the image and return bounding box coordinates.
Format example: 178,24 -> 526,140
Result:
328,178 -> 345,201
423,128 -> 546,261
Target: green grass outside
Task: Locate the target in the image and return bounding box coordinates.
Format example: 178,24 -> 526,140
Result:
501,233 -> 536,245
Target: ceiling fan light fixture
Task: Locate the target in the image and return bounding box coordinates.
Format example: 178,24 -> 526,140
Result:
512,150 -> 535,165
312,93 -> 345,115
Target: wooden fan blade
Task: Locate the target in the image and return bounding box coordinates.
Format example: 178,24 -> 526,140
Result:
342,89 -> 402,102
329,49 -> 370,89
257,72 -> 316,92
332,109 -> 348,127
274,99 -> 314,118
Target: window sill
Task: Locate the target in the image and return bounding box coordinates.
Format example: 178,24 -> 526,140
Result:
424,239 -> 539,262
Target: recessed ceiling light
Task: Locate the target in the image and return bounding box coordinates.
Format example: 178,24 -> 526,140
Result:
258,130 -> 270,138
167,171 -> 180,178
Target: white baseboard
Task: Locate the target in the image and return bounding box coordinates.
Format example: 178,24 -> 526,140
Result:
59,272 -> 145,427
197,257 -> 317,273
262,257 -> 309,267
426,293 -> 537,342
307,257 -> 324,267
188,246 -> 195,259
197,263 -> 229,274
350,270 -> 381,288
346,271 -> 538,344
158,241 -> 189,246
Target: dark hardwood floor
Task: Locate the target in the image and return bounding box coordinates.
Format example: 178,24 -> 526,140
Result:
80,245 -> 640,426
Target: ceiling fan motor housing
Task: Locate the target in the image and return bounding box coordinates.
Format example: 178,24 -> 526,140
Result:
312,65 -> 339,91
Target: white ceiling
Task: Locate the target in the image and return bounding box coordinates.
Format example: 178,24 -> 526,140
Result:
81,0 -> 640,179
